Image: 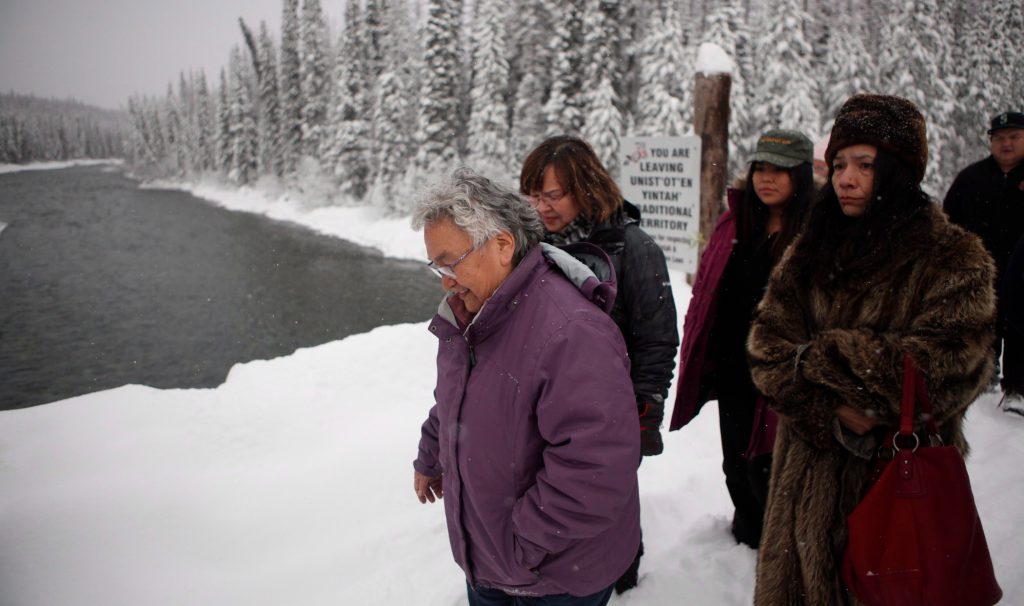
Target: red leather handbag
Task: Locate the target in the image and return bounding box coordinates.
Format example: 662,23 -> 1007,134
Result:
841,354 -> 1002,606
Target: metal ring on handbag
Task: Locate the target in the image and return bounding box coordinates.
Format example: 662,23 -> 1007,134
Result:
892,432 -> 920,452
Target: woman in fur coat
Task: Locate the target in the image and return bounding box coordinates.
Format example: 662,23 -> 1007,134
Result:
746,94 -> 996,604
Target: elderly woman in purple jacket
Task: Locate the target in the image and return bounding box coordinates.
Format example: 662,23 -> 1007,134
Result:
412,168 -> 641,606
669,130 -> 816,549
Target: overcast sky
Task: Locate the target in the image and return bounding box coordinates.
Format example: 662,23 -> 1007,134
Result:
0,0 -> 346,110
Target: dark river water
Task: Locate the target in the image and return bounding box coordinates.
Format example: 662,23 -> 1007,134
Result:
0,165 -> 440,409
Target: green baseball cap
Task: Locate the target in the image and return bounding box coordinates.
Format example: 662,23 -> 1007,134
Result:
749,129 -> 814,168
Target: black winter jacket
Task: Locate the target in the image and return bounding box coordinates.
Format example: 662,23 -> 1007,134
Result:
943,156 -> 1024,288
586,201 -> 679,403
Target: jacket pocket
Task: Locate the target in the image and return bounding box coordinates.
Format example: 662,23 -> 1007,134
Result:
513,532 -> 546,574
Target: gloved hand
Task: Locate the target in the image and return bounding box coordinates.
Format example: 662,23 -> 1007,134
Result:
637,394 -> 665,456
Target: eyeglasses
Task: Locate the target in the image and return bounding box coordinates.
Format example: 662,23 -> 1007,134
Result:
527,189 -> 567,209
426,244 -> 478,279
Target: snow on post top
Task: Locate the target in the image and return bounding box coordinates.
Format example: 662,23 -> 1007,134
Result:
694,42 -> 734,75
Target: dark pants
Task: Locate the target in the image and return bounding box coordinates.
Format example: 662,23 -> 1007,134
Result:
1004,324 -> 1024,394
717,379 -> 771,548
467,583 -> 614,606
1002,235 -> 1024,394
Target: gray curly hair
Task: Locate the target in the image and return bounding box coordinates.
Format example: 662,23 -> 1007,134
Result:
412,167 -> 544,264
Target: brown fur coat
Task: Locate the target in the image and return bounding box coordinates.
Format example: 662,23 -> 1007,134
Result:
747,202 -> 995,605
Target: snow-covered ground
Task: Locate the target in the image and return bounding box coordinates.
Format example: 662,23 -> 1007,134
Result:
0,158 -> 124,174
1,174 -> 1021,605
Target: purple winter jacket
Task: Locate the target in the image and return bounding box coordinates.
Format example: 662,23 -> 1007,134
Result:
669,190 -> 739,431
414,244 -> 641,597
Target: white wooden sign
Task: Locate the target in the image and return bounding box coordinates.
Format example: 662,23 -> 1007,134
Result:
619,135 -> 702,273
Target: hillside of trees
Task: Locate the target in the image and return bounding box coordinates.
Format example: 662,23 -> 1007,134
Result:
0,93 -> 129,163
126,0 -> 1024,209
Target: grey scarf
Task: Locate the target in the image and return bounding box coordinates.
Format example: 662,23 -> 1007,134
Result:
543,214 -> 595,247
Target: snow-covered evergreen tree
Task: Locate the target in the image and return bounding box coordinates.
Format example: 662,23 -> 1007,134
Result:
581,0 -> 625,173
359,0 -> 382,180
950,8 -> 990,165
176,73 -> 196,173
751,0 -> 820,142
543,0 -> 586,136
467,0 -> 512,175
508,1 -> 554,161
992,0 -> 1024,112
279,0 -> 302,175
370,62 -> 415,213
299,0 -> 332,158
323,0 -> 372,200
164,84 -> 184,175
633,0 -> 692,137
878,0 -> 956,194
703,0 -> 753,178
384,0 -> 423,151
130,96 -> 163,166
511,71 -> 547,165
369,0 -> 422,212
147,104 -> 166,167
125,97 -> 149,164
216,68 -> 232,173
1012,1 -> 1024,113
617,0 -> 659,133
581,76 -> 623,173
982,0 -> 1010,115
929,0 -> 963,190
415,0 -> 462,175
363,0 -> 386,80
194,71 -> 214,171
453,0 -> 473,158
822,19 -> 875,133
228,47 -> 258,185
257,21 -> 282,178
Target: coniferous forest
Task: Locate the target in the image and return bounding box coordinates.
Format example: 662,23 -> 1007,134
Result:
0,93 -> 129,163
18,0 -> 1024,205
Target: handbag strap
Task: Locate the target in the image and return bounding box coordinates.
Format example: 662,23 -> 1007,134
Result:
899,354 -> 940,442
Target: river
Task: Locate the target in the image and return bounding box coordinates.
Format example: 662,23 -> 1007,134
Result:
0,165 -> 440,409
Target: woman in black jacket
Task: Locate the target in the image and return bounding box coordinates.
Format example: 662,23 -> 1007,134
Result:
520,135 -> 679,593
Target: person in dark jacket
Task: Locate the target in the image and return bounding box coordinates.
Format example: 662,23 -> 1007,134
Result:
412,168 -> 641,606
521,136 -> 679,454
520,135 -> 679,594
669,129 -> 816,549
1001,234 -> 1024,415
943,111 -> 1024,391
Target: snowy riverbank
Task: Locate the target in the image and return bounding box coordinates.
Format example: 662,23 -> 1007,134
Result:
0,158 -> 124,174
1,174 -> 1021,605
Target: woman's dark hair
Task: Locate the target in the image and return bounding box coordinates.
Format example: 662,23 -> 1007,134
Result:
520,135 -> 623,223
794,148 -> 930,285
734,161 -> 815,262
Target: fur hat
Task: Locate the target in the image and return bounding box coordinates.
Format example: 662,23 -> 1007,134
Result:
825,94 -> 929,183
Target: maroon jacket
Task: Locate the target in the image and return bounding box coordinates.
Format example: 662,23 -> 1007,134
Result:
414,244 -> 641,597
669,191 -> 739,431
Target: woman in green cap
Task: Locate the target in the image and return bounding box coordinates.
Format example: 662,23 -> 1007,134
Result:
671,128 -> 816,548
